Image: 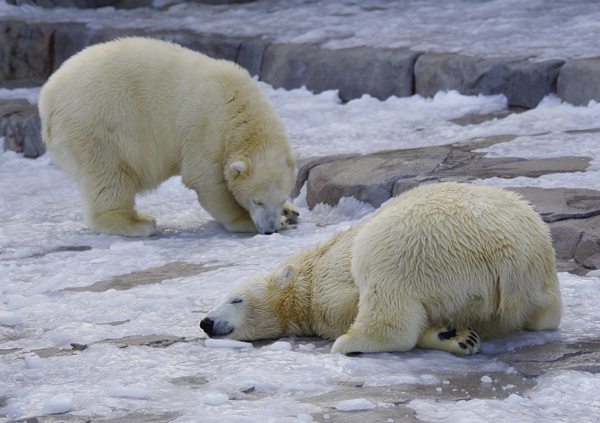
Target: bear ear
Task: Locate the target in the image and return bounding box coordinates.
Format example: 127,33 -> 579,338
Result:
291,150 -> 301,163
273,264 -> 295,289
229,159 -> 248,178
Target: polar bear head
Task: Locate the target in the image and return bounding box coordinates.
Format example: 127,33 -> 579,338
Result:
226,148 -> 299,235
200,265 -> 297,341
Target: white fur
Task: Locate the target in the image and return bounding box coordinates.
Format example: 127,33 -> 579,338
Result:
202,183 -> 562,355
39,37 -> 298,236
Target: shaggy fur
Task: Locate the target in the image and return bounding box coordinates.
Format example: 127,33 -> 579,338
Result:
202,183 -> 562,355
39,37 -> 299,236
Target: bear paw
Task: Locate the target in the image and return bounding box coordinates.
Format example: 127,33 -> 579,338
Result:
418,326 -> 480,355
282,201 -> 300,224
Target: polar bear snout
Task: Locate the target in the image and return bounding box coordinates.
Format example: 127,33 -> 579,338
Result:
200,317 -> 215,336
200,317 -> 233,338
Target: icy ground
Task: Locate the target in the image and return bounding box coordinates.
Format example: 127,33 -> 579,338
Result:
2,84 -> 600,422
2,0 -> 600,62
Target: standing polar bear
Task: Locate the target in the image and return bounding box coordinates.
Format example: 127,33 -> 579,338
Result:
39,37 -> 299,236
201,183 -> 562,355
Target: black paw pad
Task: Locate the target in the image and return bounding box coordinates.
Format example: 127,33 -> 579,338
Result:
438,328 -> 458,341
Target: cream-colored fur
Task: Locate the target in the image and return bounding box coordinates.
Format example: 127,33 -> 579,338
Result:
39,37 -> 299,236
202,183 -> 562,355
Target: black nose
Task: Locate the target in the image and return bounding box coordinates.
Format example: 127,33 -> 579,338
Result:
200,317 -> 214,336
264,231 -> 273,235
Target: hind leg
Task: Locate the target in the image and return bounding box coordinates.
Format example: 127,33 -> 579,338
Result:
524,289 -> 563,332
80,175 -> 156,237
417,326 -> 480,355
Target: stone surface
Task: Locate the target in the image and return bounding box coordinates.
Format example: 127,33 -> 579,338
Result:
0,101 -> 44,157
306,146 -> 449,209
293,154 -> 359,198
415,53 -> 564,108
304,138 -> 591,210
7,0 -> 155,8
557,57 -> 600,106
12,412 -> 181,423
497,340 -> 600,377
262,44 -> 421,101
62,261 -> 222,292
506,187 -> 600,223
0,21 -> 57,82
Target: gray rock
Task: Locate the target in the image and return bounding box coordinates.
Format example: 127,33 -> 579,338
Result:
11,412 -> 182,423
52,22 -> 94,71
306,146 -> 449,209
0,21 -> 56,81
549,225 -> 582,260
6,0 -> 153,8
497,340 -> 600,377
237,36 -> 271,77
502,187 -> 600,223
292,153 -> 359,199
86,28 -> 267,75
574,232 -> 600,266
414,53 -> 564,108
0,102 -> 44,158
305,139 -> 591,210
557,58 -> 600,106
262,44 -> 421,101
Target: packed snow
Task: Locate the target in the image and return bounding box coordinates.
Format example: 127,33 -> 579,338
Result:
3,0 -> 600,61
2,74 -> 600,422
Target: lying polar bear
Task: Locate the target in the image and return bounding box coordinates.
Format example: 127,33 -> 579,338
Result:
201,183 -> 562,355
39,37 -> 299,236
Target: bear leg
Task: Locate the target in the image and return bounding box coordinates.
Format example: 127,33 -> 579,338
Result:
523,287 -> 563,332
330,301 -> 428,354
417,327 -> 480,355
80,177 -> 157,237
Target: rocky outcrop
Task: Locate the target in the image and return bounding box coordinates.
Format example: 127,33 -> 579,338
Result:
293,137 -> 600,274
557,58 -> 600,106
0,98 -> 43,157
414,54 -> 564,109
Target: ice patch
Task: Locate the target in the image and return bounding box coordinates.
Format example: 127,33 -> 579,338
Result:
480,375 -> 493,383
336,398 -> 377,411
204,338 -> 253,349
199,392 -> 229,405
106,383 -> 153,399
0,311 -> 23,326
269,341 -> 293,351
24,354 -> 43,369
42,393 -> 73,415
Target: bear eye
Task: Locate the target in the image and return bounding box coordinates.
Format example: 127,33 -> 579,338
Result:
231,298 -> 243,304
253,199 -> 264,207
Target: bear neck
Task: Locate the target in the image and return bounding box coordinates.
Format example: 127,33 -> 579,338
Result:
221,88 -> 287,163
276,272 -> 314,337
275,251 -> 320,337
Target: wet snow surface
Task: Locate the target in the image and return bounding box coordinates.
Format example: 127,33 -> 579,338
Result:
2,82 -> 600,422
3,0 -> 600,61
4,0 -> 600,414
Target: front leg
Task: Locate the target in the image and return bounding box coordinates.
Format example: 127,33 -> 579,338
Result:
282,201 -> 300,224
190,180 -> 258,233
417,326 -> 480,355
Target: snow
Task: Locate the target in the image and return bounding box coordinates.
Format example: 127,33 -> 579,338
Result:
2,0 -> 600,62
2,14 -> 600,419
41,393 -> 73,415
204,339 -> 253,349
335,398 -> 376,411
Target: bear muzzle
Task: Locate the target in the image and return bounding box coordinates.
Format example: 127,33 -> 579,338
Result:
200,317 -> 233,338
